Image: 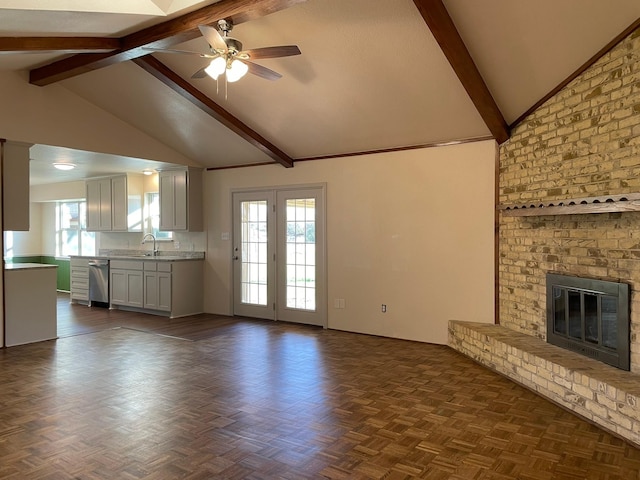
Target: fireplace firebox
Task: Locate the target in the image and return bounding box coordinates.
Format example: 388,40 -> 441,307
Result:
546,273 -> 630,370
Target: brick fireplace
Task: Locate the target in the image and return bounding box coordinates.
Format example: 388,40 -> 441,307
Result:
498,26 -> 640,372
450,27 -> 640,445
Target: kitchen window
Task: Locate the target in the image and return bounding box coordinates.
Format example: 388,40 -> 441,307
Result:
144,192 -> 172,240
56,201 -> 95,257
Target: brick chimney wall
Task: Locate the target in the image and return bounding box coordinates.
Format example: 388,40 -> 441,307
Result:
499,27 -> 640,371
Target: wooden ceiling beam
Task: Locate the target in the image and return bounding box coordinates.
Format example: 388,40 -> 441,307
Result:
0,37 -> 120,53
133,55 -> 294,168
412,0 -> 509,144
29,0 -> 306,86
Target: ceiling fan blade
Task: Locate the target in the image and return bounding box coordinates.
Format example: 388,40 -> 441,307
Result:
241,45 -> 301,60
198,24 -> 227,52
191,67 -> 209,79
142,47 -> 213,58
242,60 -> 282,81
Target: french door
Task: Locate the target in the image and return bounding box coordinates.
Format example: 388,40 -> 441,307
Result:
232,186 -> 326,326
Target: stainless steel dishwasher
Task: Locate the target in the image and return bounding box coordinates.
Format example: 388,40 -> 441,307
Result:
88,259 -> 109,307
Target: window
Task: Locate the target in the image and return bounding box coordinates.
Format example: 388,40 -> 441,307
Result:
144,192 -> 172,240
56,201 -> 95,257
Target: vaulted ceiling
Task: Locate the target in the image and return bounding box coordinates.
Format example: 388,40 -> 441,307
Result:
1,0 -> 639,184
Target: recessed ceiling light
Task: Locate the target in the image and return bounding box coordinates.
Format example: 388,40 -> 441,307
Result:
53,163 -> 76,171
142,169 -> 155,176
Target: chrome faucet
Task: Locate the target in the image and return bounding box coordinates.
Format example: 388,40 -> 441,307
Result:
141,233 -> 158,256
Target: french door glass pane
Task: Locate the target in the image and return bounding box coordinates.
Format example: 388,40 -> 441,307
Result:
286,198 -> 316,311
240,200 -> 268,306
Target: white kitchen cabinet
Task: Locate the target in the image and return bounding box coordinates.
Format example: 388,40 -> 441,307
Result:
86,177 -> 112,231
110,260 -> 143,308
87,174 -> 143,232
2,141 -> 31,231
158,168 -> 203,232
70,257 -> 90,304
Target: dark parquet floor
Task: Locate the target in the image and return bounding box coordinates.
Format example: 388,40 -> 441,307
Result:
0,293 -> 639,479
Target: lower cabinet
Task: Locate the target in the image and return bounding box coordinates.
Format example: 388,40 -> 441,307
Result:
110,261 -> 144,308
110,259 -> 202,317
70,258 -> 90,304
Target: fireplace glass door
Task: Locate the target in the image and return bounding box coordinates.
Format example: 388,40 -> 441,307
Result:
553,288 -> 617,346
546,273 -> 629,370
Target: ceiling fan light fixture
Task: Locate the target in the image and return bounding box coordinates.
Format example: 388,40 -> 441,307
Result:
53,162 -> 76,171
226,59 -> 248,83
205,56 -> 226,79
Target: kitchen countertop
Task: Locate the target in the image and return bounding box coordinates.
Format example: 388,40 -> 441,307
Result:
70,252 -> 205,262
5,262 -> 58,270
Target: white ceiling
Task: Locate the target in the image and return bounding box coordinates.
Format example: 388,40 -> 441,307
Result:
0,0 -> 639,185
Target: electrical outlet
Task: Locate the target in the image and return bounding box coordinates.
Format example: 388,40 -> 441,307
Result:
381,304 -> 387,313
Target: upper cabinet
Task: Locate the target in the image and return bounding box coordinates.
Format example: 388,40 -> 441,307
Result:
86,174 -> 143,232
2,141 -> 31,231
158,167 -> 203,232
86,177 -> 111,231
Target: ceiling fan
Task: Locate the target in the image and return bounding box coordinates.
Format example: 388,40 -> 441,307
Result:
144,19 -> 301,82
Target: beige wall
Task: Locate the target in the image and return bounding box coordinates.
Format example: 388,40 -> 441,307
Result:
204,140 -> 496,344
0,71 -> 194,166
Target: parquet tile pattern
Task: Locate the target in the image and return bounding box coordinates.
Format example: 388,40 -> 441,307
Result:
0,294 -> 639,478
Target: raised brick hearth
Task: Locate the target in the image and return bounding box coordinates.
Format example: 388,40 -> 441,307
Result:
449,320 -> 640,447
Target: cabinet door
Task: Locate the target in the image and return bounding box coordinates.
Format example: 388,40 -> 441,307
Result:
98,178 -> 112,230
110,269 -> 128,305
86,180 -> 101,231
111,175 -> 127,231
127,270 -> 144,307
173,170 -> 188,231
143,271 -> 158,309
157,272 -> 172,311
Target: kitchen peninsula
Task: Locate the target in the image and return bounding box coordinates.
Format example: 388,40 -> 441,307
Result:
4,263 -> 57,347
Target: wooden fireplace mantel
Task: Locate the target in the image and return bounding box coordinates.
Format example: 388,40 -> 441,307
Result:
499,193 -> 640,217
